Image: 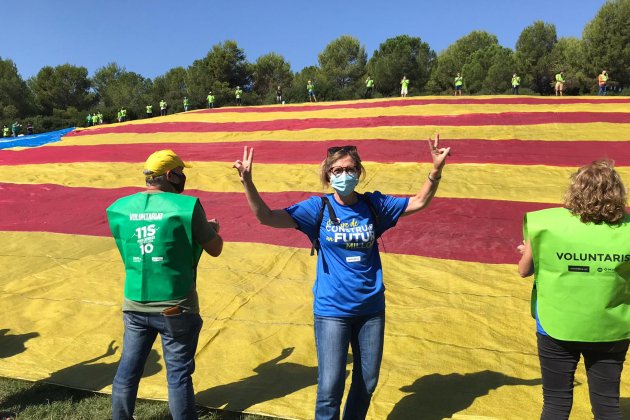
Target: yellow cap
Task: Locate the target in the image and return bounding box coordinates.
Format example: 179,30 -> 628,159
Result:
143,150 -> 191,177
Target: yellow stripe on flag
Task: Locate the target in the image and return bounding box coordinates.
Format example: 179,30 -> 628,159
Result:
4,161 -> 630,204
0,231 -> 620,419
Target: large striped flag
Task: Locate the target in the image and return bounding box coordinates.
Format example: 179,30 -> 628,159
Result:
1,96 -> 629,419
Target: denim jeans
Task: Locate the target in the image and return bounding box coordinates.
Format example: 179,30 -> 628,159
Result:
112,311 -> 203,420
314,311 -> 385,420
537,333 -> 628,420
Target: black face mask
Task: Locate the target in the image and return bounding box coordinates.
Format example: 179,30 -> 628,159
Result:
168,171 -> 186,193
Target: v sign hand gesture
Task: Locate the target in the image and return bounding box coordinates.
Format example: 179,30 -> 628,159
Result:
233,146 -> 254,183
428,134 -> 451,170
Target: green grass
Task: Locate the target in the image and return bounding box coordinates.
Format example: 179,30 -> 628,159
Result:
0,377 -> 279,420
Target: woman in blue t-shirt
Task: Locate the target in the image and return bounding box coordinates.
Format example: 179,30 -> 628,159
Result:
233,137 -> 451,419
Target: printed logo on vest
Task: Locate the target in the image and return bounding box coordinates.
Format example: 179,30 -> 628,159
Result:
568,265 -> 589,272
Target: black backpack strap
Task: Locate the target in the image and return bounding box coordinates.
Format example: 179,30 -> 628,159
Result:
357,193 -> 381,239
310,196 -> 340,256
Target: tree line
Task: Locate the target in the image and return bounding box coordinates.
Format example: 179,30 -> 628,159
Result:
1,0 -> 628,133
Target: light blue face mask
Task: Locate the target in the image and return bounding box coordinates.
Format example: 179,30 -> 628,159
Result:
330,172 -> 359,196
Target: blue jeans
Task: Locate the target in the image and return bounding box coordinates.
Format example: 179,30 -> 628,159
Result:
314,311 -> 385,420
599,85 -> 607,95
112,311 -> 203,420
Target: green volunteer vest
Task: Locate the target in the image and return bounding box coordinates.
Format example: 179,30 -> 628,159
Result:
366,79 -> 374,88
524,207 -> 630,341
107,192 -> 203,302
455,77 -> 463,86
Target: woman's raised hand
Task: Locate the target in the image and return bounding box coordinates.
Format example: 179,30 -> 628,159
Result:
233,146 -> 254,183
427,133 -> 451,170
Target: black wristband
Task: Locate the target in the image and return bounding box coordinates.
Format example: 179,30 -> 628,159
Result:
428,172 -> 442,183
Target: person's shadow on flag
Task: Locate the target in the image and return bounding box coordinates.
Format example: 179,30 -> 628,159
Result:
387,370 -> 542,420
0,340 -> 162,410
0,329 -> 39,359
196,346 -> 341,411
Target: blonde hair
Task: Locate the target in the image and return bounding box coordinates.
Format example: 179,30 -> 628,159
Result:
319,146 -> 366,188
564,159 -> 627,225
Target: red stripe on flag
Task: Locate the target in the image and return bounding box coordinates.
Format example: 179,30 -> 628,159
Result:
3,140 -> 629,166
0,183 -> 555,264
65,112 -> 630,137
193,97 -> 630,113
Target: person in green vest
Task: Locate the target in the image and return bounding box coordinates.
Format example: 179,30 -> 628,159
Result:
400,75 -> 409,97
146,104 -> 153,119
160,99 -> 168,116
107,149 -> 223,420
117,109 -> 122,123
206,91 -> 215,109
2,125 -> 9,137
307,80 -> 317,102
454,73 -> 463,96
511,73 -> 521,95
183,97 -> 190,112
517,160 -> 630,419
555,71 -> 565,96
598,69 -> 609,96
121,107 -> 127,122
276,85 -> 283,104
87,113 -> 93,127
365,75 -> 375,99
11,121 -> 21,137
235,86 -> 243,106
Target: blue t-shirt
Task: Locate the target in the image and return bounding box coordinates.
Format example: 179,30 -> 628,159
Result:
535,303 -> 548,336
285,191 -> 408,317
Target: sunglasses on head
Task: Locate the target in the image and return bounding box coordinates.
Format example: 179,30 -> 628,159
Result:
327,145 -> 357,156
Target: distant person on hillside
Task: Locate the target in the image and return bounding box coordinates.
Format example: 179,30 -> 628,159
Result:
235,86 -> 243,106
598,70 -> 608,96
276,86 -> 283,104
454,73 -> 463,96
511,73 -> 521,95
98,111 -> 104,125
207,91 -> 215,109
365,75 -> 374,99
2,125 -> 9,137
160,99 -> 168,116
307,80 -> 317,102
146,104 -> 153,119
183,97 -> 190,112
121,107 -> 127,122
400,75 -> 409,97
26,122 -> 33,135
555,71 -> 565,96
87,113 -> 93,127
11,121 -> 21,137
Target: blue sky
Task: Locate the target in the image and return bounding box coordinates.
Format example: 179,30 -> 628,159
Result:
2,0 -> 607,80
